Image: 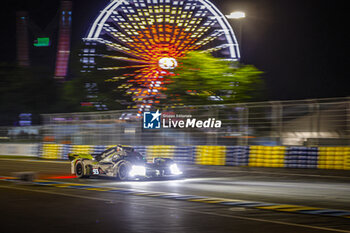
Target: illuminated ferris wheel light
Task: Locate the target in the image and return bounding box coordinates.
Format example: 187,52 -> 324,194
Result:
159,57 -> 178,70
226,11 -> 246,19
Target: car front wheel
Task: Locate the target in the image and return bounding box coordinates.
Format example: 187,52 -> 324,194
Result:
118,161 -> 132,181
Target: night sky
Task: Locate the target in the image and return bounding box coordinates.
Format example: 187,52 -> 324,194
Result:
1,0 -> 348,101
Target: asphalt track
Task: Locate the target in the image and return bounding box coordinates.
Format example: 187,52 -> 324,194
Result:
1,158 -> 350,233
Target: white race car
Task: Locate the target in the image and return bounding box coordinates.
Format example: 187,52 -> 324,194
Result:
69,145 -> 182,180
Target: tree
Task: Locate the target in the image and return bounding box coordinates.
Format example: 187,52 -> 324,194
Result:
60,45 -> 131,112
162,52 -> 264,106
59,71 -> 129,112
0,63 -> 59,125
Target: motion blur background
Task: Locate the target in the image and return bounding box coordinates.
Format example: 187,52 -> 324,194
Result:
0,0 -> 349,146
1,2 -> 350,233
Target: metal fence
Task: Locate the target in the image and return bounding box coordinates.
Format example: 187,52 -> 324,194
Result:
0,126 -> 41,144
39,97 -> 350,146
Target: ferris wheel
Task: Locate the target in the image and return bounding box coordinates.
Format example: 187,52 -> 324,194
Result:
83,0 -> 240,112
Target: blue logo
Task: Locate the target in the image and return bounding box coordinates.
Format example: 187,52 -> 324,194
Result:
143,110 -> 162,129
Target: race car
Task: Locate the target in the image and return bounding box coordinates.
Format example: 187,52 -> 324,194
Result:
68,145 -> 182,180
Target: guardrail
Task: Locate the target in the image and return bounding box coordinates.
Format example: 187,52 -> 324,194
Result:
40,144 -> 350,170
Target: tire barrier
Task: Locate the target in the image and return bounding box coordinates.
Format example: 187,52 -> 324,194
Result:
41,144 -> 63,159
249,146 -> 286,168
70,145 -> 94,155
37,144 -> 350,170
318,147 -> 350,170
174,146 -> 195,165
195,146 -> 226,166
147,145 -> 175,162
226,146 -> 249,166
285,147 -> 318,169
93,145 -> 108,156
61,145 -> 72,160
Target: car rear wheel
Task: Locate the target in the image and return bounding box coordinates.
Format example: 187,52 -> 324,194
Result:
75,161 -> 85,178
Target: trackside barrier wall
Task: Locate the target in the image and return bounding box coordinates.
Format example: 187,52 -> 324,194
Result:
196,146 -> 226,166
285,147 -> 318,169
0,143 -> 39,157
249,146 -> 286,168
318,147 -> 350,170
226,146 -> 249,166
147,145 -> 175,162
39,144 -> 350,170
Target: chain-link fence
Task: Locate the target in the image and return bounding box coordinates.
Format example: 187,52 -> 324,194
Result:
0,126 -> 42,144
39,97 -> 350,146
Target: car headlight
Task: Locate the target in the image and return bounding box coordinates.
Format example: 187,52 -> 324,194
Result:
129,165 -> 146,177
169,164 -> 182,175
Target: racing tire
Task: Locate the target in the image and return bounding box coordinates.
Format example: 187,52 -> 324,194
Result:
154,158 -> 175,176
75,161 -> 86,178
117,160 -> 132,181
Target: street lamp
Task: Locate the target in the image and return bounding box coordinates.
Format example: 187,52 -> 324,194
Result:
226,11 -> 246,19
226,11 -> 246,58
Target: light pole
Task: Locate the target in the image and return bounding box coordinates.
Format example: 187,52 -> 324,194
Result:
226,11 -> 246,19
226,11 -> 246,58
